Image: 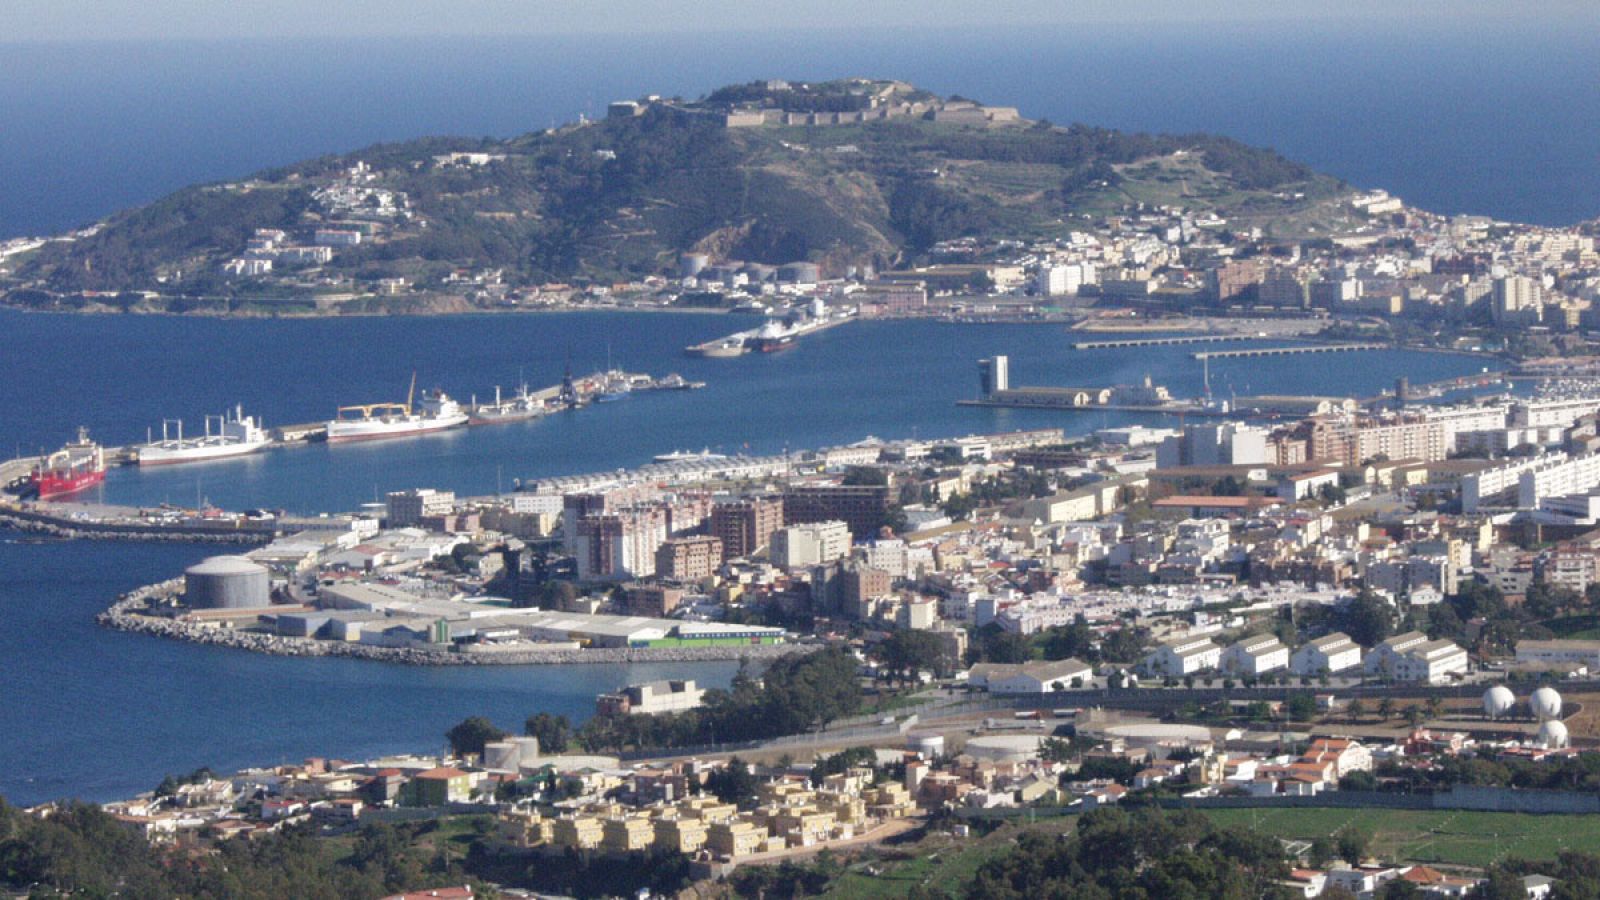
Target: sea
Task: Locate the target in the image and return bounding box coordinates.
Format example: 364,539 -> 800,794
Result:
0,308 -> 1501,805
0,20 -> 1585,805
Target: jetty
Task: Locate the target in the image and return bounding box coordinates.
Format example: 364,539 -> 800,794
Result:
1072,334 -> 1260,350
1192,343 -> 1386,360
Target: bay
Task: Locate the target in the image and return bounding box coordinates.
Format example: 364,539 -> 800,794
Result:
0,309 -> 1499,805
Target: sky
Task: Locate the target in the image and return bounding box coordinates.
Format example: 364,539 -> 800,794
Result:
7,0 -> 1595,41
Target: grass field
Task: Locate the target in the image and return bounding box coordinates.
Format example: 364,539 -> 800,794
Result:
819,820 -> 1075,899
1201,807 -> 1600,868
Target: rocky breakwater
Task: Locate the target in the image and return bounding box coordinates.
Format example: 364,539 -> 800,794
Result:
0,503 -> 273,544
98,582 -> 815,666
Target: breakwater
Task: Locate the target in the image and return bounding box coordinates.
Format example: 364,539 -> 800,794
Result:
99,582 -> 813,666
0,506 -> 273,543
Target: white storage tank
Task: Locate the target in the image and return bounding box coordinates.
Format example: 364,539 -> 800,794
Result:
184,555 -> 270,609
1482,685 -> 1516,719
911,735 -> 946,759
1537,720 -> 1570,749
1532,687 -> 1563,721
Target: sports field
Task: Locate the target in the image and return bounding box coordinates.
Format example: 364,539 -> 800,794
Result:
1202,807 -> 1600,868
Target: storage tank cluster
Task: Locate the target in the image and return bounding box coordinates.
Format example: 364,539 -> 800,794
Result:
183,555 -> 270,609
1481,685 -> 1568,749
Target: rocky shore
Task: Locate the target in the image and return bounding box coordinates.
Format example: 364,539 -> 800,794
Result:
98,582 -> 814,667
0,509 -> 271,544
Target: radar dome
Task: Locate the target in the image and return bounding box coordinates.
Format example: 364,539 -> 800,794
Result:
1482,685 -> 1516,718
1531,687 -> 1563,721
1537,720 -> 1570,749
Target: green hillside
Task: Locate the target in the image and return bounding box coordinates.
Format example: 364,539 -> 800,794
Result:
7,78 -> 1356,300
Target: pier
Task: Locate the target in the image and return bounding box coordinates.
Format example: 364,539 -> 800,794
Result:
1192,343 -> 1386,360
1072,334 -> 1261,350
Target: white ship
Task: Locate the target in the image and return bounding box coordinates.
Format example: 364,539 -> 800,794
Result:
469,384 -> 546,425
326,376 -> 469,443
136,405 -> 272,466
653,448 -> 727,463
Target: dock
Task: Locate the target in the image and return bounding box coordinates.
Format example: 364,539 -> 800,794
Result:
1072,334 -> 1261,350
1192,343 -> 1386,360
956,399 -> 1227,415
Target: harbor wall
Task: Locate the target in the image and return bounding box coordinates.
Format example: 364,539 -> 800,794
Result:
98,581 -> 815,667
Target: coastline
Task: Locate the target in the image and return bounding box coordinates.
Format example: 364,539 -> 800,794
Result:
98,581 -> 814,667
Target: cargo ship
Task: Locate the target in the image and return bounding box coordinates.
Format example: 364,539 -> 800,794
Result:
29,427 -> 106,498
469,385 -> 546,426
135,405 -> 272,465
746,320 -> 797,353
326,375 -> 468,443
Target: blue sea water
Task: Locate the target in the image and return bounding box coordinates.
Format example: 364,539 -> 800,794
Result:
0,22 -> 1597,239
0,308 -> 1501,805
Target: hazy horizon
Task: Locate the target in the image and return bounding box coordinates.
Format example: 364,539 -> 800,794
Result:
8,0 -> 1596,42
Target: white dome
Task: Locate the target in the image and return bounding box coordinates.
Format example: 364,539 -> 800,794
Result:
1482,685 -> 1516,718
1531,687 -> 1563,721
1537,720 -> 1569,749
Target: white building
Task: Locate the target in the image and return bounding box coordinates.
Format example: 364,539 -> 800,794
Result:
1392,639 -> 1469,683
1141,636 -> 1221,677
1290,632 -> 1362,675
1362,631 -> 1430,676
1219,635 -> 1289,676
975,659 -> 1094,693
386,488 -> 456,527
772,520 -> 851,568
1516,639 -> 1600,671
1519,454 -> 1600,509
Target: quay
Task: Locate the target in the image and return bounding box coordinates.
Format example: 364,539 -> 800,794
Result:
1072,334 -> 1261,350
956,399 -> 1226,415
1192,342 -> 1387,360
684,311 -> 854,358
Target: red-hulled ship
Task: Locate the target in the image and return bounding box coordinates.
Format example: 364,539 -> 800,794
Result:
30,427 -> 107,498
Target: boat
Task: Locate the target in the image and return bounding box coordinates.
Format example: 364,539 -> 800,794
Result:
593,370 -> 632,403
135,405 -> 272,465
325,375 -> 469,443
469,385 -> 545,425
28,427 -> 106,498
746,320 -> 797,353
653,448 -> 727,463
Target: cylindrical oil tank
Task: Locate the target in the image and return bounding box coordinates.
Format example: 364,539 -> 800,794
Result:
184,555 -> 270,609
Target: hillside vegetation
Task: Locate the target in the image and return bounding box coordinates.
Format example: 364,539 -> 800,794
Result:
11,79 -> 1350,297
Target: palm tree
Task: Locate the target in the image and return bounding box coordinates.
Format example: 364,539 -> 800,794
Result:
1378,697 -> 1396,720
1403,705 -> 1424,728
1348,698 -> 1367,721
1425,696 -> 1443,721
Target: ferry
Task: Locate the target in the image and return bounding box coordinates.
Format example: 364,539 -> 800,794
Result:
28,428 -> 106,497
135,405 -> 271,465
326,375 -> 469,443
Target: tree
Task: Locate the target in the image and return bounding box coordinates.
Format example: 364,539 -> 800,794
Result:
705,757 -> 759,806
1403,705 -> 1425,728
1336,826 -> 1370,864
446,716 -> 507,758
1286,693 -> 1317,722
1348,698 -> 1367,721
1378,697 -> 1396,720
524,712 -> 572,754
1339,590 -> 1397,647
875,628 -> 955,682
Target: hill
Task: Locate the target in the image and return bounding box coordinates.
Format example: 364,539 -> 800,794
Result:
5,78 -> 1360,306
